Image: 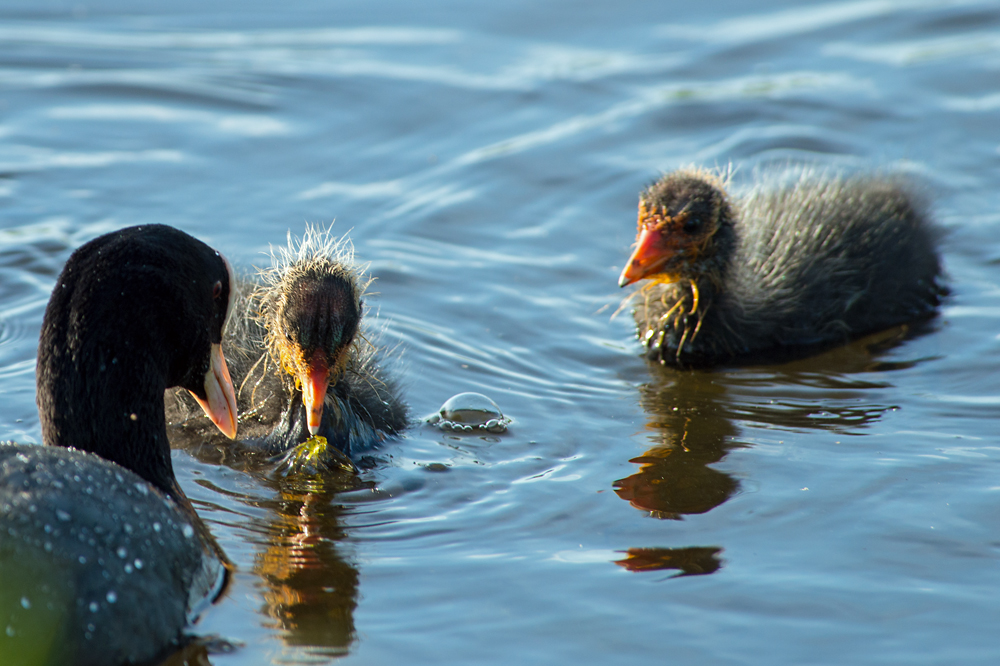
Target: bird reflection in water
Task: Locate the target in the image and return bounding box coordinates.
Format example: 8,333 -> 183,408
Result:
252,470 -> 367,657
614,367 -> 741,520
611,367 -> 734,578
154,636 -> 238,666
169,420 -> 367,657
613,327 -> 924,577
614,547 -> 722,576
616,326 -> 920,520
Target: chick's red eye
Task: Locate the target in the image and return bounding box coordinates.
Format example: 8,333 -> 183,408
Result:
213,280 -> 223,299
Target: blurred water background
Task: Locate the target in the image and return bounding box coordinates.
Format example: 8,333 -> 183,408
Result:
2,0 -> 1000,664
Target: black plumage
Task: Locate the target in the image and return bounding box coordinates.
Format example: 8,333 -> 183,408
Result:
619,168 -> 945,366
1,224 -> 238,666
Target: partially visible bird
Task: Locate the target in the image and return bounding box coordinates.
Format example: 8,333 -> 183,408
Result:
618,167 -> 945,366
169,226 -> 407,462
1,224 -> 238,666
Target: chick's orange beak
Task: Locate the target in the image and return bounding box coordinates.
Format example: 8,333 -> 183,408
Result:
190,342 -> 238,439
618,225 -> 680,287
301,351 -> 330,436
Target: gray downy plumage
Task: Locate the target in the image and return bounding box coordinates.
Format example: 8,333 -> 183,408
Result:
168,225 -> 407,459
626,168 -> 946,366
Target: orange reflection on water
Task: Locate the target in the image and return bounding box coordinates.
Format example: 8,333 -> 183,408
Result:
254,474 -> 365,655
614,547 -> 722,576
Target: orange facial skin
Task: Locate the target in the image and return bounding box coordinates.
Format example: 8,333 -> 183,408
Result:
618,200 -> 718,289
619,203 -> 691,286
276,336 -> 350,437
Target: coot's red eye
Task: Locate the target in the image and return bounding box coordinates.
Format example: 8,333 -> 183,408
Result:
213,280 -> 223,299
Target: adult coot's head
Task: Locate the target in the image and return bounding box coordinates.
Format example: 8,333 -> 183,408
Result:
36,223 -> 239,498
619,170 -> 734,289
257,229 -> 365,436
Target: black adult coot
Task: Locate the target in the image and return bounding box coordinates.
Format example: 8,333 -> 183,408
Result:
1,225 -> 239,666
171,226 -> 407,460
618,168 -> 945,366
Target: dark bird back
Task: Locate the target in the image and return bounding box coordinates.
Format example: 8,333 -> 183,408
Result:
620,168 -> 945,366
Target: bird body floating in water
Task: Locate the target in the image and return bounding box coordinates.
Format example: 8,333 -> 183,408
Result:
170,225 -> 407,469
1,224 -> 238,666
618,167 -> 945,366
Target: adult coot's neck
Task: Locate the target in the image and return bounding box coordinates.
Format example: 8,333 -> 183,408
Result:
37,321 -> 179,497
36,225 -> 233,499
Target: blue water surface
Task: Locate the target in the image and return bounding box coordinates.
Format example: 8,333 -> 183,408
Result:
2,1 -> 1000,664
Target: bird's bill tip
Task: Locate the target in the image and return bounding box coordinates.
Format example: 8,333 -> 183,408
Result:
619,226 -> 672,287
618,268 -> 639,288
191,343 -> 238,439
301,362 -> 331,436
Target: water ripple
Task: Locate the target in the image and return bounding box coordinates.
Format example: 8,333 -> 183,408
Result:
0,146 -> 183,173
0,25 -> 461,49
660,0 -> 982,45
825,29 -> 1000,65
46,104 -> 290,137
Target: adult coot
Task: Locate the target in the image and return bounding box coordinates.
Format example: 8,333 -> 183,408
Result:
171,225 -> 407,460
1,224 -> 239,666
618,167 -> 945,366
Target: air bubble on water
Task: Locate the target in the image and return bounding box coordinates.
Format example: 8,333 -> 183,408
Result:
117,547 -> 127,559
134,558 -> 143,570
182,524 -> 194,539
425,392 -> 511,434
20,597 -> 30,609
89,601 -> 98,613
106,591 -> 117,604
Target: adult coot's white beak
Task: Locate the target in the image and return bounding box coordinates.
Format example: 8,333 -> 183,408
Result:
190,343 -> 238,439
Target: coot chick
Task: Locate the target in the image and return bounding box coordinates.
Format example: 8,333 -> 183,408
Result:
618,168 -> 945,366
1,225 -> 238,665
172,226 -> 407,461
